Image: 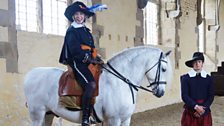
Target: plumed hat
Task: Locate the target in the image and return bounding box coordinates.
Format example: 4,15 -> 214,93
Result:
64,1 -> 94,22
185,52 -> 205,68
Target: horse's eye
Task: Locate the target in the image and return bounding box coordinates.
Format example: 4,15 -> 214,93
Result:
162,68 -> 166,72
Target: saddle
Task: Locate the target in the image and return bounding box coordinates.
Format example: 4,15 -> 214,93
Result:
58,64 -> 101,109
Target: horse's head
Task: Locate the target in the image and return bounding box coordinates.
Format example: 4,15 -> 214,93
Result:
145,50 -> 172,97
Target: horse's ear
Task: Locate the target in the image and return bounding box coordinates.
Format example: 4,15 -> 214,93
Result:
137,0 -> 149,9
165,50 -> 172,56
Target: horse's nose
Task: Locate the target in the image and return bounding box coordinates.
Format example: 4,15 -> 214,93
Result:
154,89 -> 164,98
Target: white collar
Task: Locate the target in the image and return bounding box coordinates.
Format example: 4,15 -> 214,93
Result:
187,69 -> 208,78
71,21 -> 84,28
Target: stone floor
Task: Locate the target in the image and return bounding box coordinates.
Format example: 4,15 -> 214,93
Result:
131,96 -> 224,126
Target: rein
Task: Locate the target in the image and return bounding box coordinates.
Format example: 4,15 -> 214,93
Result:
101,63 -> 152,104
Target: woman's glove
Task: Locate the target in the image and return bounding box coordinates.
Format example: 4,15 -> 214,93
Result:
83,53 -> 104,65
95,55 -> 104,64
82,53 -> 92,63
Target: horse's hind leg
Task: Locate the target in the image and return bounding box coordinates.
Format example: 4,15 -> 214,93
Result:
94,123 -> 103,126
29,109 -> 46,126
55,117 -> 63,126
45,114 -> 54,126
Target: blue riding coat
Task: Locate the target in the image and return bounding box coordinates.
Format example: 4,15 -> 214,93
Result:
59,25 -> 95,85
59,26 -> 95,65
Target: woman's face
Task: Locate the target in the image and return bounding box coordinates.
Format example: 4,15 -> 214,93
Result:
73,11 -> 86,24
192,60 -> 203,72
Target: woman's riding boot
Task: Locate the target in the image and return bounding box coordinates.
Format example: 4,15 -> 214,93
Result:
81,81 -> 96,126
82,107 -> 90,126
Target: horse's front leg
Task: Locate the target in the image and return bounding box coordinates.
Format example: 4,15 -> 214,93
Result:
107,117 -> 121,126
121,118 -> 131,126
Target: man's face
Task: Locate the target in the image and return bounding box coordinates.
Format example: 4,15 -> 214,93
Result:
193,60 -> 203,71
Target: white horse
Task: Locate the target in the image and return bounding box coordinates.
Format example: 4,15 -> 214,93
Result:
24,46 -> 172,126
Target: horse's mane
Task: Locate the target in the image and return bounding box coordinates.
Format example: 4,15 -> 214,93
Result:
107,46 -> 173,86
165,55 -> 173,87
108,46 -> 161,62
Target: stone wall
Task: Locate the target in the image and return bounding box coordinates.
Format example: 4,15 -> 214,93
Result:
0,0 -> 18,73
216,1 -> 224,66
0,0 -> 223,125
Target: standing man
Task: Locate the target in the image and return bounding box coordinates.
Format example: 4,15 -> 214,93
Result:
180,52 -> 214,126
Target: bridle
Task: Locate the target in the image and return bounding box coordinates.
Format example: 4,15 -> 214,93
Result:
145,52 -> 168,92
101,52 -> 168,104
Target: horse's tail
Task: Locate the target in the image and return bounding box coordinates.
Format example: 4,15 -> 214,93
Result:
25,102 -> 28,108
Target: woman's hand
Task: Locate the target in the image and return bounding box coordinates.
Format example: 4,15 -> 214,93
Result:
193,112 -> 201,118
195,105 -> 206,115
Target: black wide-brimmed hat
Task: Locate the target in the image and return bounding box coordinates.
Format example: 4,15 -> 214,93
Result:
185,52 -> 205,68
64,1 -> 95,22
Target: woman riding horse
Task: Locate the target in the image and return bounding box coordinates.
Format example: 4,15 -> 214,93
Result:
59,2 -> 102,126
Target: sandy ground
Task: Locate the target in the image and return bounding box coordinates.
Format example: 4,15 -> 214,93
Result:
131,96 -> 224,126
53,96 -> 224,126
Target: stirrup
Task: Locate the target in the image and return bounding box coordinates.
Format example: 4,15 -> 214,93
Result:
89,115 -> 97,124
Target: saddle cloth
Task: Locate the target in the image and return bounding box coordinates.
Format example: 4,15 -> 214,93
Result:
58,64 -> 101,109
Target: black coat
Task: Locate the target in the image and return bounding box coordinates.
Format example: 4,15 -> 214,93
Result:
59,26 -> 95,65
181,73 -> 214,115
